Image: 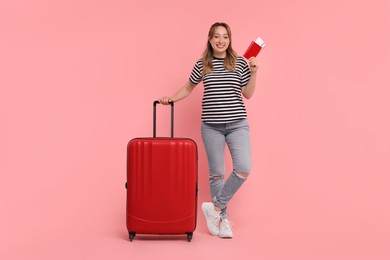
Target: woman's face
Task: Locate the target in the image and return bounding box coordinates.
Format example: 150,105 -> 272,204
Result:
209,26 -> 230,57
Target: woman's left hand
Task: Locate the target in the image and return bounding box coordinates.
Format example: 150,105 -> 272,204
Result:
248,57 -> 259,73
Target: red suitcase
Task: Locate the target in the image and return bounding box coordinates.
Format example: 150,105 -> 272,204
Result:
126,101 -> 198,242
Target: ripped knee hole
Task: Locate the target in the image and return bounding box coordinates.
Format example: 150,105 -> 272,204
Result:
236,172 -> 250,179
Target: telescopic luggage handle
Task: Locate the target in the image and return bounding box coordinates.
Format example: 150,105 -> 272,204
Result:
153,100 -> 174,138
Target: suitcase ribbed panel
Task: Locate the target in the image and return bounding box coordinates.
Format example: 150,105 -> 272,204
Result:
127,138 -> 197,234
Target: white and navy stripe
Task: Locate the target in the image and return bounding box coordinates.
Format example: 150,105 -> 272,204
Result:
189,56 -> 251,124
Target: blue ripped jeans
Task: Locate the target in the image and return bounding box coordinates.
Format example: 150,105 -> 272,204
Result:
201,118 -> 252,220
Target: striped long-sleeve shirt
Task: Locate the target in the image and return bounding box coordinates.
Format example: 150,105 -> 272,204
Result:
189,56 -> 251,124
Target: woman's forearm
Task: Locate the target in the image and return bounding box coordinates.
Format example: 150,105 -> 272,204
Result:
171,81 -> 196,103
242,72 -> 257,99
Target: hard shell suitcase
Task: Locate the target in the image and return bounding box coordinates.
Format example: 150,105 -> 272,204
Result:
126,101 -> 198,242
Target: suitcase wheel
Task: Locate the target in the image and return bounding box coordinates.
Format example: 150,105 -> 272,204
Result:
186,232 -> 193,242
129,232 -> 136,241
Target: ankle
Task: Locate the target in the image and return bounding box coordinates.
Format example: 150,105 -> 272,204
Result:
214,205 -> 222,212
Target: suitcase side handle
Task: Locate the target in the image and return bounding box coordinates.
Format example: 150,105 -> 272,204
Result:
153,100 -> 174,138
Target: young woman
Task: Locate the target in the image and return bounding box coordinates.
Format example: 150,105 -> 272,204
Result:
158,22 -> 259,238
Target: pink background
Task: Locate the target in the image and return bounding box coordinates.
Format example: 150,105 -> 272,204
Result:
1,0 -> 390,259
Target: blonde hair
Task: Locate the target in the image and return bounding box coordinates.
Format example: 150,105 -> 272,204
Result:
202,22 -> 238,75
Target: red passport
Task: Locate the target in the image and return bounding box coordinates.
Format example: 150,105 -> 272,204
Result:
243,37 -> 266,59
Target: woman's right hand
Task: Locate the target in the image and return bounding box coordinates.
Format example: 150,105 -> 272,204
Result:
158,96 -> 173,105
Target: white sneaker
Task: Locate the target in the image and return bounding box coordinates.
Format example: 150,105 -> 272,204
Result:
219,219 -> 233,238
201,202 -> 221,236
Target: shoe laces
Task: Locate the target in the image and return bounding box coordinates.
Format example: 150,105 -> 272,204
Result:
221,219 -> 234,230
